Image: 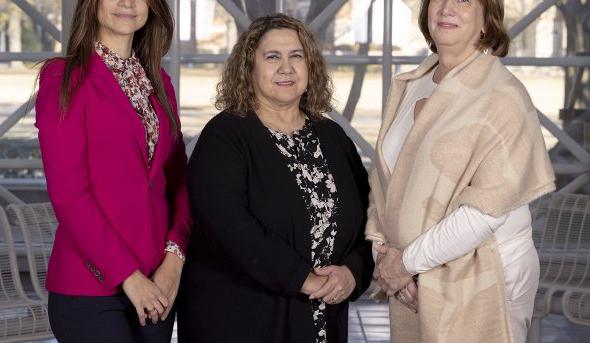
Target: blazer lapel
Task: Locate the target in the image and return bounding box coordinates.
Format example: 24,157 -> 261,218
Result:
147,94 -> 171,179
87,52 -> 149,168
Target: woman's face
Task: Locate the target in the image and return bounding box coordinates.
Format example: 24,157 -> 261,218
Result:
251,29 -> 309,110
97,0 -> 149,42
428,0 -> 485,56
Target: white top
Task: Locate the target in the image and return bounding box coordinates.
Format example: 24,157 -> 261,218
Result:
377,70 -> 534,275
382,69 -> 437,173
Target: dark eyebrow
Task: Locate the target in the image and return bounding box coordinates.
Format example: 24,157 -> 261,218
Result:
263,49 -> 304,55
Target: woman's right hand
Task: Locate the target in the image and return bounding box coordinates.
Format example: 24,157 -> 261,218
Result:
122,270 -> 169,326
300,272 -> 327,295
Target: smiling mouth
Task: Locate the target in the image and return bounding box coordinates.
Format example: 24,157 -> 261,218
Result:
114,13 -> 137,19
275,81 -> 295,87
438,22 -> 458,29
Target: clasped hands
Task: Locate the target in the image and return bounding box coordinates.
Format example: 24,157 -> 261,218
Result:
122,252 -> 183,326
373,244 -> 419,313
300,265 -> 356,305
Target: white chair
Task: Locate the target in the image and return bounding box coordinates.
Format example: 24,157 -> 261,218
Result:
6,203 -> 57,303
0,206 -> 52,342
528,193 -> 590,343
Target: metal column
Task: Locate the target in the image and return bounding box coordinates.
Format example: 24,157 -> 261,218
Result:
382,0 -> 393,111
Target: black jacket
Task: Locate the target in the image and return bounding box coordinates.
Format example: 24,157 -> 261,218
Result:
178,111 -> 373,343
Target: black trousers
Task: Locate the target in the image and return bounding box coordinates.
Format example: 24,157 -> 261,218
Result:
48,292 -> 175,343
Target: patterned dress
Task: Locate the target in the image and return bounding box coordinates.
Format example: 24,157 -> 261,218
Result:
267,119 -> 340,343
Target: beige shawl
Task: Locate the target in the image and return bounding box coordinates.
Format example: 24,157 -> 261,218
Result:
365,51 -> 555,342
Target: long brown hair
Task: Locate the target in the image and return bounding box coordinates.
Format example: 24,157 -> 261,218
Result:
215,14 -> 333,120
43,0 -> 177,129
418,0 -> 510,57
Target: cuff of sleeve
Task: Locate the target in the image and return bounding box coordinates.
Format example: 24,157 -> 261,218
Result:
165,240 -> 186,263
364,219 -> 386,243
371,242 -> 380,262
101,260 -> 141,290
166,228 -> 189,255
342,251 -> 374,302
402,248 -> 417,276
343,261 -> 364,301
284,260 -> 312,297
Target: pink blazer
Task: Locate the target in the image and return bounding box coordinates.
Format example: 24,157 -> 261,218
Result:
36,52 -> 191,296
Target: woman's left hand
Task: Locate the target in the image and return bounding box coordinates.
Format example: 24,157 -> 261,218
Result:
309,265 -> 356,305
152,252 -> 184,321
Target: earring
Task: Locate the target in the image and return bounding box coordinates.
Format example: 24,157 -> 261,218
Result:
480,31 -> 489,54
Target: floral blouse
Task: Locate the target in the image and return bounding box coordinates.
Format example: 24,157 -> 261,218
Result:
95,42 -> 184,262
268,120 -> 340,343
95,41 -> 159,164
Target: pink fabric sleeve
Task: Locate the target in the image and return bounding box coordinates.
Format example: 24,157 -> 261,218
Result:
161,69 -> 191,253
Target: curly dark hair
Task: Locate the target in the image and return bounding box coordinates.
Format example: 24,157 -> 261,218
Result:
215,13 -> 333,120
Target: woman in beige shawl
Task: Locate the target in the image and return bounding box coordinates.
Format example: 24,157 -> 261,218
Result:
366,1 -> 555,342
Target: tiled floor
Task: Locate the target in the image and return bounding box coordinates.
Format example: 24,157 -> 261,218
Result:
35,296 -> 590,343
348,297 -> 590,343
537,314 -> 590,343
348,297 -> 390,343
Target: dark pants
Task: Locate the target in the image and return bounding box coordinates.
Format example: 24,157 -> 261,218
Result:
48,292 -> 175,343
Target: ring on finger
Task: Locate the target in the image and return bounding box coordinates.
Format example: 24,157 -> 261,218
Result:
397,293 -> 406,303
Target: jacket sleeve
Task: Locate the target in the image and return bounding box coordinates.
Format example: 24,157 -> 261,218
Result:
35,60 -> 140,289
338,130 -> 374,301
161,70 -> 191,253
187,119 -> 311,296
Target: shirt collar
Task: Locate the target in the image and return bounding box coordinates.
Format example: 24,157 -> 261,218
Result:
95,41 -> 140,74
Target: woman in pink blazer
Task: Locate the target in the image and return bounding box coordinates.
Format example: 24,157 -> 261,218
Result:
35,1 -> 190,342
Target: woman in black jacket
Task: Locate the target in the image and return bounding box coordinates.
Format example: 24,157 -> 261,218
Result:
178,14 -> 373,343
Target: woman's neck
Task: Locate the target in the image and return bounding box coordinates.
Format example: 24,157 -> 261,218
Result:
433,48 -> 478,83
97,32 -> 134,58
256,102 -> 305,136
